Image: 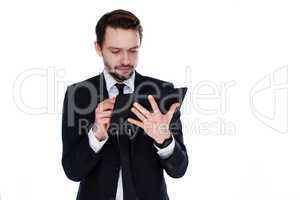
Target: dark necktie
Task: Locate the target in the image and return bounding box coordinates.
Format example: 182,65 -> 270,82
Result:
115,83 -> 125,95
114,83 -> 137,200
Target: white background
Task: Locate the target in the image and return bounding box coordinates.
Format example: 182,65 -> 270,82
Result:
0,0 -> 300,199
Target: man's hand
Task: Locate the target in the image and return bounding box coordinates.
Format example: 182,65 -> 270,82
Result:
128,95 -> 180,144
92,97 -> 116,141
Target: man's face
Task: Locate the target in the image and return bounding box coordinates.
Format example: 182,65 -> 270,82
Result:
95,26 -> 140,82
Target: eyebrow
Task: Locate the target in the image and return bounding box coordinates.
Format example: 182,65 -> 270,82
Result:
108,46 -> 139,50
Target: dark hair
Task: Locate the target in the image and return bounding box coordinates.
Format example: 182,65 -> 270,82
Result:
95,9 -> 143,48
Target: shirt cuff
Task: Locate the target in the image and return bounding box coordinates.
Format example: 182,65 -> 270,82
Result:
88,128 -> 109,153
154,136 -> 175,159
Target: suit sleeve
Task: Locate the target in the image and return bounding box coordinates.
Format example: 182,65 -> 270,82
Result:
61,86 -> 104,182
158,83 -> 189,178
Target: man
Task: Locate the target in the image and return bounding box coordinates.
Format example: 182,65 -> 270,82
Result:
61,9 -> 188,200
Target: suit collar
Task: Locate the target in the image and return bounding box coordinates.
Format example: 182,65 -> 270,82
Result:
133,70 -> 144,90
97,70 -> 144,101
104,69 -> 135,90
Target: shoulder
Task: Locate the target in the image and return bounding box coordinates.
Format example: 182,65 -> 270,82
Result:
63,75 -> 101,108
67,74 -> 100,90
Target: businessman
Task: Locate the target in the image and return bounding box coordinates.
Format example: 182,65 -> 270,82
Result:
61,9 -> 188,200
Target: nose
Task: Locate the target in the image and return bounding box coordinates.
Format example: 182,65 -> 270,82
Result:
121,52 -> 130,65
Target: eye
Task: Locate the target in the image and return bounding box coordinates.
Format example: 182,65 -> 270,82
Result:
130,49 -> 138,53
111,50 -> 120,54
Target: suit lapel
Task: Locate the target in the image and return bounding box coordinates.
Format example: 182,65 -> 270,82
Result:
134,71 -> 144,91
96,70 -> 145,99
98,72 -> 109,102
96,71 -> 145,100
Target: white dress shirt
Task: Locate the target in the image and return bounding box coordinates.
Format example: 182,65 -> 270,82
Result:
87,69 -> 175,200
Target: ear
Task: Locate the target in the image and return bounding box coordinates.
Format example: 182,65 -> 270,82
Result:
94,41 -> 102,57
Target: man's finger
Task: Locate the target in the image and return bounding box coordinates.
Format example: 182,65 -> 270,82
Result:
95,116 -> 111,122
148,95 -> 160,113
133,102 -> 151,117
128,118 -> 144,128
166,102 -> 180,118
130,107 -> 147,121
98,100 -> 114,111
97,110 -> 113,118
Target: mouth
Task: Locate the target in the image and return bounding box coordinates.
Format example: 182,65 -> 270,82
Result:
117,66 -> 131,74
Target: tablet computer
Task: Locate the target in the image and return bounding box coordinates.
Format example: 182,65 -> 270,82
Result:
111,87 -> 188,122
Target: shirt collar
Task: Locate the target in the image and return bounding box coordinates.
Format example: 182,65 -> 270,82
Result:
103,68 -> 135,92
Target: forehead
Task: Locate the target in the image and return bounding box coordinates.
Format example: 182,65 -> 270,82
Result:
103,26 -> 140,49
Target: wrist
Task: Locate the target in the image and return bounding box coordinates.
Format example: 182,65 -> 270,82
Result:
154,135 -> 173,148
155,130 -> 172,144
94,132 -> 107,141
92,124 -> 107,141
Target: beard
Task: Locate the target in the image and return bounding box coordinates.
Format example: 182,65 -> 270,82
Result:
104,60 -> 135,82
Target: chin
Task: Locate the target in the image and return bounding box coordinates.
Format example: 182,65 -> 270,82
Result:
111,70 -> 133,81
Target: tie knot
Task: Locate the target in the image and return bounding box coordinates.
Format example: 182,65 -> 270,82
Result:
115,83 -> 125,95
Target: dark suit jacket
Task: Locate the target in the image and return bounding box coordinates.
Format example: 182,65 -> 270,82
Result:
61,71 -> 188,200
